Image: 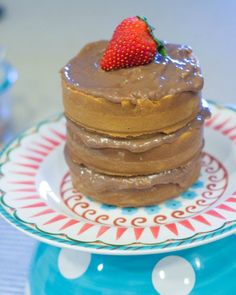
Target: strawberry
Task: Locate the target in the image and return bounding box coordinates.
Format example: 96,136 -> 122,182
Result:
100,16 -> 166,71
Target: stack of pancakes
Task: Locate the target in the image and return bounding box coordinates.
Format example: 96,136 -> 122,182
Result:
61,41 -> 210,207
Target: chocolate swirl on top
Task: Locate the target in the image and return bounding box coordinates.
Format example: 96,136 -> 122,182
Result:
62,40 -> 203,104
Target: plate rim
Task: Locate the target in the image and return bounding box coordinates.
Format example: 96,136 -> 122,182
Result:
0,197 -> 235,255
0,101 -> 236,255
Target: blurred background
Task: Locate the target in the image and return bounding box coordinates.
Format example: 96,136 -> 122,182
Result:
0,0 -> 236,294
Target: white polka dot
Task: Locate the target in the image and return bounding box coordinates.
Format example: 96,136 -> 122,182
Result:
152,255 -> 196,295
58,248 -> 91,279
97,263 -> 104,272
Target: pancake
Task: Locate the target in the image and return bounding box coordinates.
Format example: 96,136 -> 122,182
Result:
61,38 -> 209,207
61,41 -> 203,137
65,106 -> 209,176
65,149 -> 201,207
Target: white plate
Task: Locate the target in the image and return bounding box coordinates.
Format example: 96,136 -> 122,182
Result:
0,101 -> 235,255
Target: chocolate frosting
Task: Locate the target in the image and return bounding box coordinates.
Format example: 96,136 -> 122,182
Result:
62,40 -> 203,103
65,148 -> 200,191
67,105 -> 210,153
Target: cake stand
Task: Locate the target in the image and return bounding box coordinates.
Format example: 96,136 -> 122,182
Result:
0,101 -> 236,295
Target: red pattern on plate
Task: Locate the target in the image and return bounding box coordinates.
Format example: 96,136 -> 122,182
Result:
61,151 -> 228,227
1,106 -> 236,246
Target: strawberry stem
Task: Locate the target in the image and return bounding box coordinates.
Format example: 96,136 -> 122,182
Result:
137,16 -> 167,57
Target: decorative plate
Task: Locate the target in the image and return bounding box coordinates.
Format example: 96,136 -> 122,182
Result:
0,101 -> 236,255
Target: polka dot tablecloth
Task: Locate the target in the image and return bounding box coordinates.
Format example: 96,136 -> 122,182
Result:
28,235 -> 236,295
0,216 -> 235,294
152,256 -> 196,295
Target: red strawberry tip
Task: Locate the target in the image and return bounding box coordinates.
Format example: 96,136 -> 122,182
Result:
100,16 -> 167,71
136,16 -> 167,57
